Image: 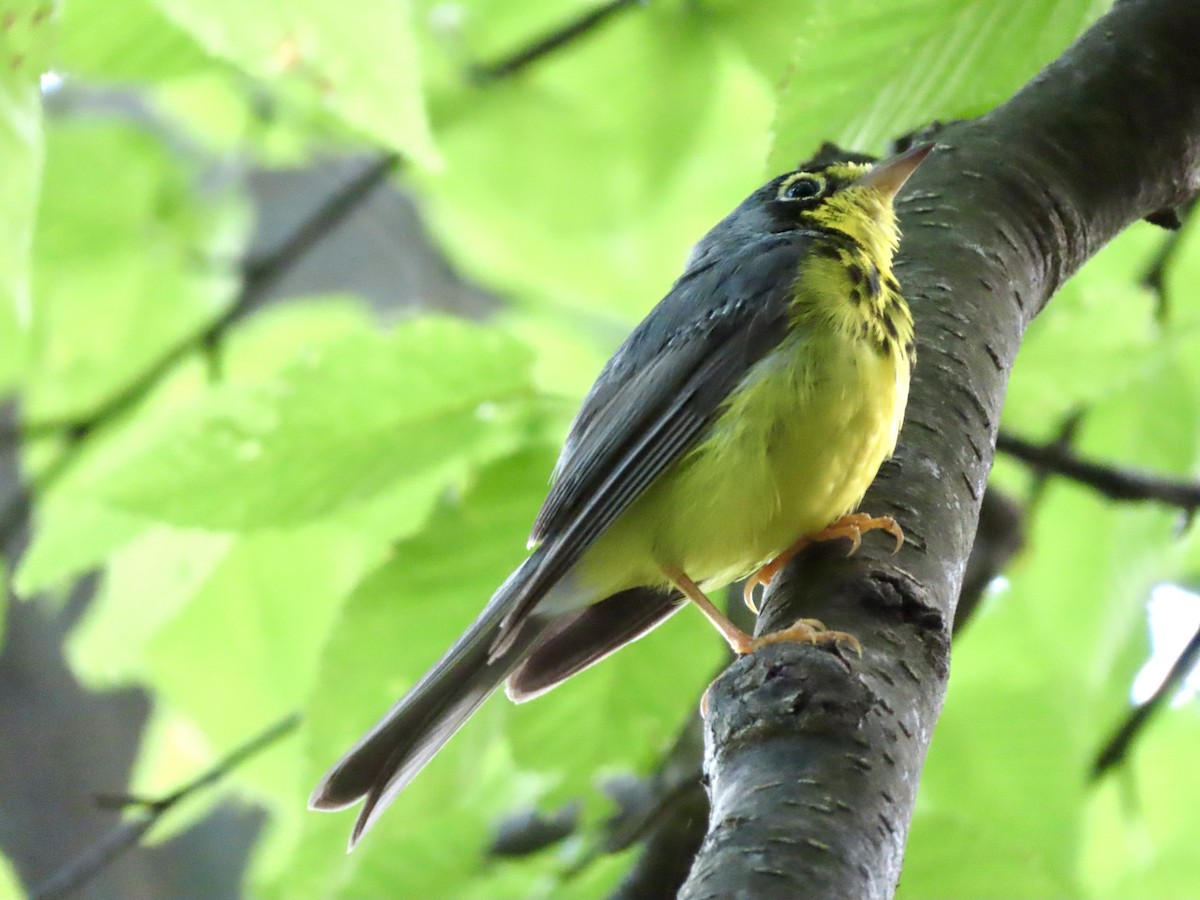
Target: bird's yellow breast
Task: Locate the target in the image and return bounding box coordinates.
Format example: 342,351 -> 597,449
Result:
577,322 -> 910,596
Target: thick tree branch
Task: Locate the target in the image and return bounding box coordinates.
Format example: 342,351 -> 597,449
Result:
682,2 -> 1200,897
29,713 -> 299,900
997,430 -> 1200,515
587,494 -> 1018,896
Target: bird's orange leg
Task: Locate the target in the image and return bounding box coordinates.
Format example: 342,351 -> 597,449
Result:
662,566 -> 861,659
743,513 -> 904,614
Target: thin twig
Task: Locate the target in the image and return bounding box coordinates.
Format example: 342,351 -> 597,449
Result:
954,486 -> 1025,635
12,153 -> 400,444
1141,196 -> 1198,324
30,713 -> 300,900
471,0 -> 643,83
1022,411 -> 1084,515
0,154 -> 399,548
997,430 -> 1200,515
1092,625 -> 1200,780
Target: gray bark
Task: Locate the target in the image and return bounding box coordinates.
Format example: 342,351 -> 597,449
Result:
679,0 -> 1200,896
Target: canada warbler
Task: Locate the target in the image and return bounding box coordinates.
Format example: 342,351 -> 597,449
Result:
311,143 -> 932,846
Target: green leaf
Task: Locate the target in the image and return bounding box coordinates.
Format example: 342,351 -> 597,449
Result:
16,298 -> 380,593
147,0 -> 439,168
1004,224 -> 1163,434
220,295 -> 376,383
706,0 -> 833,86
66,526 -> 234,680
283,447 -> 557,897
507,594 -> 720,805
905,675 -> 1086,899
1083,708 -> 1200,899
16,500 -> 155,595
143,528 -> 373,746
56,0 -> 213,80
28,116 -> 245,421
0,0 -> 50,393
907,351 -> 1197,898
770,0 -> 1106,168
330,750 -> 547,900
286,442 -> 716,895
90,319 -> 534,530
416,4 -> 774,324
1163,213 -> 1200,331
0,847 -> 21,900
122,524 -> 378,856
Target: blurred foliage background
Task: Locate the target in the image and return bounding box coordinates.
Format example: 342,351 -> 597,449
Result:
2,0 -> 1199,897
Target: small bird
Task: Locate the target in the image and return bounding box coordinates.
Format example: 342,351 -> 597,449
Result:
310,144 -> 931,847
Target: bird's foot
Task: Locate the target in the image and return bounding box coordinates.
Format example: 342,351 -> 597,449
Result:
743,513 -> 904,614
810,512 -> 904,556
749,617 -> 862,657
698,617 -> 861,717
661,566 -> 862,687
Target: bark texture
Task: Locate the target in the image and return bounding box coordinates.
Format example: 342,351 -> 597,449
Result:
679,1 -> 1200,896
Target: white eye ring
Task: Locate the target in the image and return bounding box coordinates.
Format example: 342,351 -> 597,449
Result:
779,174 -> 825,202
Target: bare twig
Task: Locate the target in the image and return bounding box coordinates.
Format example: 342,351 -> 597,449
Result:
0,154 -> 399,550
471,0 -> 643,83
12,152 -> 400,445
1141,196 -> 1198,324
954,486 -> 1025,635
30,713 -> 300,900
1092,625 -> 1200,779
1023,411 -> 1084,514
997,431 -> 1200,515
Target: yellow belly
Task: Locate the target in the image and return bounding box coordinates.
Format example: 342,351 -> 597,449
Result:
575,331 -> 908,597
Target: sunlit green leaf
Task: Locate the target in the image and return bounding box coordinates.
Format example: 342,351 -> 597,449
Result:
415,3 -> 773,326
88,319 -> 534,529
66,526 -> 233,680
771,0 -> 1107,167
0,0 -> 50,393
1004,224 -> 1164,435
147,0 -> 439,167
283,448 -> 557,897
28,116 -> 244,421
1082,708 -> 1200,899
16,500 -> 152,595
56,0 -> 212,79
125,524 -> 377,855
0,847 -> 21,900
507,597 -> 720,806
907,353 -> 1196,898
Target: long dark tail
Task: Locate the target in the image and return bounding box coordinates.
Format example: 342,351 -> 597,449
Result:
308,557 -> 551,848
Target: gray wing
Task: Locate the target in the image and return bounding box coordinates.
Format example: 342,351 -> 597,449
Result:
496,232 -> 814,636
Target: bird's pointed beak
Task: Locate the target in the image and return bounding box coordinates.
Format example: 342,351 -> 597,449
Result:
857,143 -> 934,200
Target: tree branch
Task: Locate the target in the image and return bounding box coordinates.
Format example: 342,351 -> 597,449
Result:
681,1 -> 1200,896
1092,623 -> 1200,780
997,430 -> 1200,515
470,0 -> 643,83
586,492 -> 1020,895
29,713 -> 299,900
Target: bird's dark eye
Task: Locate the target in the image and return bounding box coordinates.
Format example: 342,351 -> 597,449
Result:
779,174 -> 825,202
